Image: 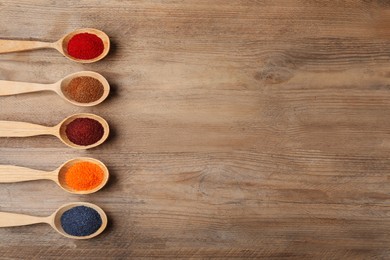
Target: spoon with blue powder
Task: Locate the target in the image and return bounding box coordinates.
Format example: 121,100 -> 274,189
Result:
0,202 -> 107,239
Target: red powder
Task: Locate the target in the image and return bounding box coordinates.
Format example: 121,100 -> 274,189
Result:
67,33 -> 104,60
65,118 -> 104,146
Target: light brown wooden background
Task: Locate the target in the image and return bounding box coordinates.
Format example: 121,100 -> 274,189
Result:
0,0 -> 390,258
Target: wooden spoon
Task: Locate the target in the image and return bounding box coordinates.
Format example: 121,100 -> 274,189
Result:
0,202 -> 107,239
0,157 -> 109,194
0,28 -> 110,63
0,113 -> 109,149
0,71 -> 110,106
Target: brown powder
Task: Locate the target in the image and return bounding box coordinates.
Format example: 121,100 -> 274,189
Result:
64,76 -> 104,103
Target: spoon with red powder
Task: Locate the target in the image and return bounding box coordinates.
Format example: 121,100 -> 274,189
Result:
0,113 -> 109,149
0,28 -> 109,63
0,157 -> 109,194
0,71 -> 110,106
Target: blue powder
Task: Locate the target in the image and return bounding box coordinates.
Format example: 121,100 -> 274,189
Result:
61,206 -> 102,237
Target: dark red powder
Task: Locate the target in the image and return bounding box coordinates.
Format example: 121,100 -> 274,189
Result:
67,33 -> 104,60
65,118 -> 104,146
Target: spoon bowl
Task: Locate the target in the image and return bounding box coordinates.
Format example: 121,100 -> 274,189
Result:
51,202 -> 108,239
57,113 -> 110,149
59,28 -> 110,63
58,71 -> 110,106
57,157 -> 109,194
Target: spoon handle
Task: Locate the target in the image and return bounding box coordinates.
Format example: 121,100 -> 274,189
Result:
0,121 -> 54,137
0,165 -> 56,183
0,39 -> 53,54
0,212 -> 48,227
0,80 -> 55,96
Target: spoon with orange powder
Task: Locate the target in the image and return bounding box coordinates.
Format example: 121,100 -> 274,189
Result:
0,158 -> 109,194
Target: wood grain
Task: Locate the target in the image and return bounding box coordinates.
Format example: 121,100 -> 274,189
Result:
0,0 -> 390,258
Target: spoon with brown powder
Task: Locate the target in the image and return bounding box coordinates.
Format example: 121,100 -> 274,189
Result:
0,71 -> 110,106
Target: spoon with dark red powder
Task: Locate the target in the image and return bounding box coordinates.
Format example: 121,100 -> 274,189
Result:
0,113 -> 109,149
0,28 -> 110,63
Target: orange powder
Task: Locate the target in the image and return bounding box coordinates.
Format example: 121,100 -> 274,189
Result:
65,162 -> 104,191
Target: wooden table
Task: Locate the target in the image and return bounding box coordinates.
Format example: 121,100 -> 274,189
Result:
0,1 -> 389,258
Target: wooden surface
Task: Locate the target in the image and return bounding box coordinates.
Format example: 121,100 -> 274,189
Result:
0,0 -> 390,259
